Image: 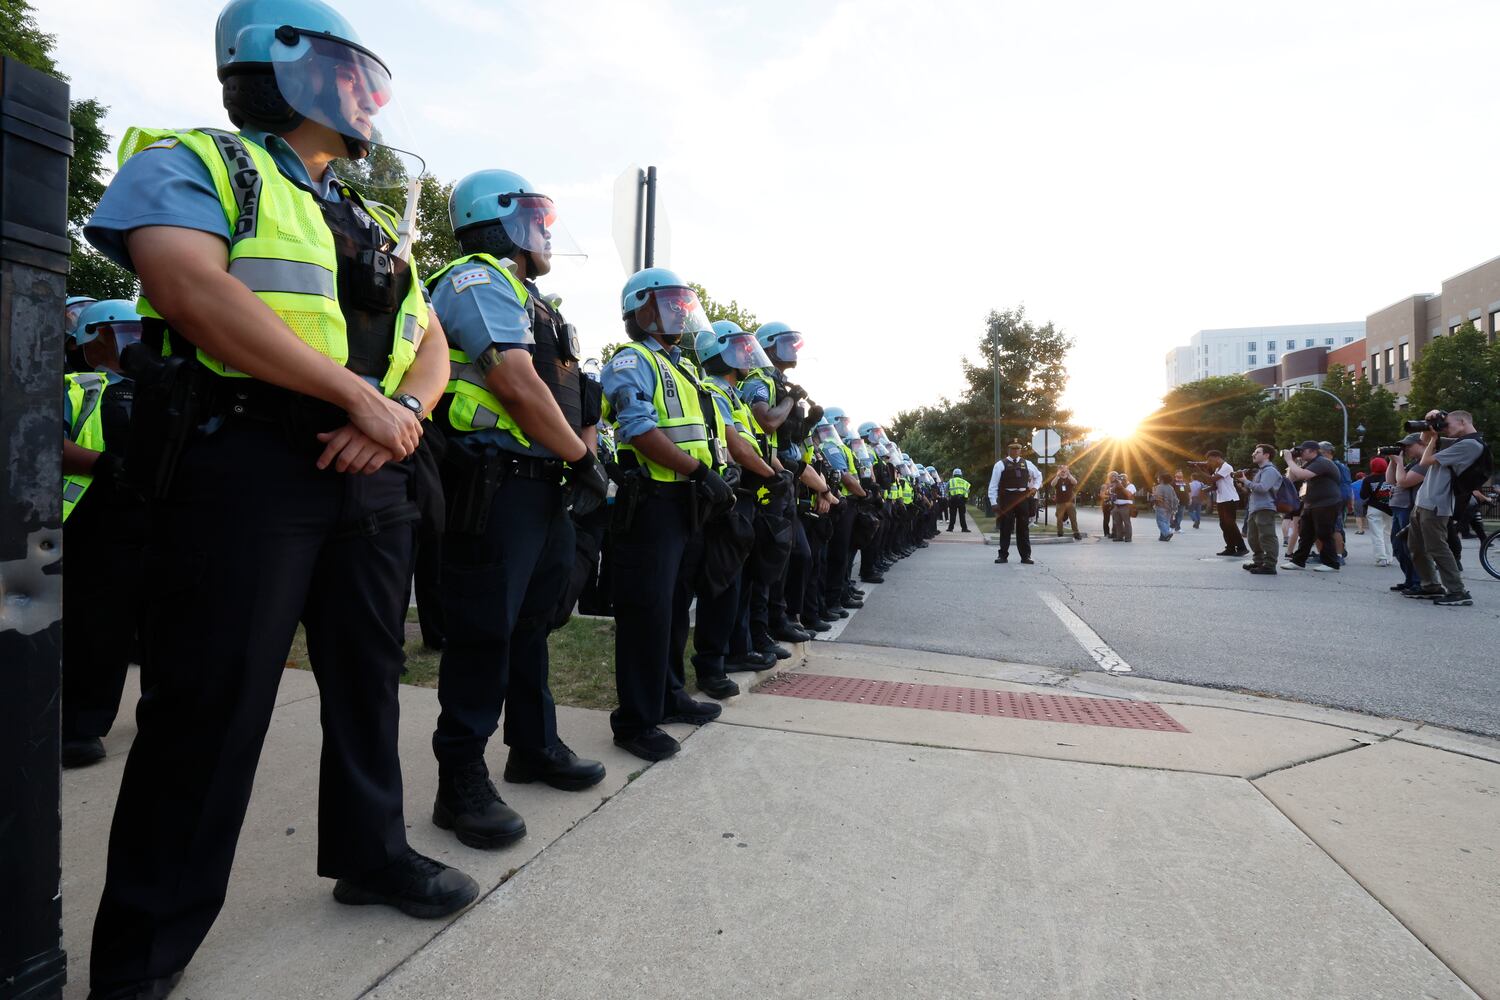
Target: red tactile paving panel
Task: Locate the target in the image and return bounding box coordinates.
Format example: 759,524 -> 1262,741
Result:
760,673 -> 1188,733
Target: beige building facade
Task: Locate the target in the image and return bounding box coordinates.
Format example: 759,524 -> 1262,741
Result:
1363,255 -> 1500,403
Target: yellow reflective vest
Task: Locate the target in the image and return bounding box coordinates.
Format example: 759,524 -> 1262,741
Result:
947,476 -> 971,498
118,127 -> 427,397
603,342 -> 727,482
62,372 -> 107,521
425,253 -> 534,439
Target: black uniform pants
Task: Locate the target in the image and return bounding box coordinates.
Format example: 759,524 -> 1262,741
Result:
90,420 -> 414,995
610,489 -> 697,738
62,491 -> 145,741
1290,503 -> 1340,569
947,497 -> 969,531
431,470 -> 571,769
997,492 -> 1031,558
822,501 -> 855,608
409,431 -> 447,648
1217,499 -> 1246,551
779,509 -> 812,624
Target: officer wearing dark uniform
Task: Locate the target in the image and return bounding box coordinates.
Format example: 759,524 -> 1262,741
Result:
991,442 -> 1039,564
81,2 -> 476,994
424,169 -> 609,851
59,301 -> 147,769
601,268 -> 731,761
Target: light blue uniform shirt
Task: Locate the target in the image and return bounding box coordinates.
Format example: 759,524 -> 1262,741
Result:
602,338 -> 683,444
819,437 -> 850,473
428,259 -> 546,455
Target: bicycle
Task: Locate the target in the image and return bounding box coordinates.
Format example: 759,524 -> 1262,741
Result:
1476,491 -> 1499,581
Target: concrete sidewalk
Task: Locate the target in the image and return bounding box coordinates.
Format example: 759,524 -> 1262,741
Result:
59,639 -> 1498,998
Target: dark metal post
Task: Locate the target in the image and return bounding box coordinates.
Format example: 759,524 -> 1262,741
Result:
630,168 -> 645,272
642,165 -> 657,268
990,325 -> 1001,462
0,57 -> 74,1000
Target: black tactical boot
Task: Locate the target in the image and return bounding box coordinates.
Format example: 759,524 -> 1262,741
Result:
503,742 -> 606,791
433,759 -> 527,849
333,847 -> 479,918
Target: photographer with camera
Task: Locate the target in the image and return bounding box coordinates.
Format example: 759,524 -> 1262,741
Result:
1238,445 -> 1283,574
1407,410 -> 1486,606
1280,440 -> 1342,572
1382,433 -> 1425,593
1359,456 -> 1394,567
1203,450 -> 1248,556
1107,471 -> 1137,541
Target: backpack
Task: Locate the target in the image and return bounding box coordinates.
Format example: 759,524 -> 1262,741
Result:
1273,474 -> 1301,515
1451,439 -> 1493,520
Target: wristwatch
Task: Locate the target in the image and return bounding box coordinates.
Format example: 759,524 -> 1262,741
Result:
395,393 -> 424,417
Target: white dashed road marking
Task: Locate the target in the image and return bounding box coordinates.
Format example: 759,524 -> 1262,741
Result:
1039,592 -> 1134,674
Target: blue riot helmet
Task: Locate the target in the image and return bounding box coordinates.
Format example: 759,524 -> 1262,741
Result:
952,467 -> 962,477
73,299 -> 143,374
621,268 -> 714,345
823,406 -> 854,441
754,321 -> 804,368
216,0 -> 418,173
65,296 -> 97,339
448,169 -> 584,270
698,320 -> 772,377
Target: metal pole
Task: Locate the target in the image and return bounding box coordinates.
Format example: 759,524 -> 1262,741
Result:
642,165 -> 657,268
991,324 -> 1001,463
0,56 -> 72,1000
630,168 -> 644,272
1279,384 -> 1349,455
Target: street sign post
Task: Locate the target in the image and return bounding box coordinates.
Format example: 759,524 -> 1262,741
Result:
611,164 -> 670,275
1031,428 -> 1061,526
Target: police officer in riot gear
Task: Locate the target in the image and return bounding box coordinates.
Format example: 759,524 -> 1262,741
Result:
59,301 -> 148,770
424,168 -> 608,851
602,268 -> 731,761
81,1 -> 476,993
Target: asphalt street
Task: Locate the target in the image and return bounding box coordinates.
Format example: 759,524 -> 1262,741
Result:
841,515 -> 1500,737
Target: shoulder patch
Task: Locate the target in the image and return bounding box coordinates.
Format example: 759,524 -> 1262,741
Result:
610,352 -> 639,370
450,268 -> 492,294
141,137 -> 181,152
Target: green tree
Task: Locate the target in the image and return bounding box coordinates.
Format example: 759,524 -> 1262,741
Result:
887,306 -> 1079,484
3,0 -> 139,299
1408,322 -> 1500,443
689,282 -> 758,332
412,174 -> 459,280
1136,374 -> 1268,468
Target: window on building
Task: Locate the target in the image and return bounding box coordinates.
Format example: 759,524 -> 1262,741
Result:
1384,348 -> 1395,383
1372,353 -> 1381,383
1490,310 -> 1500,339
1361,362 -> 1369,382
1247,355 -> 1256,365
1450,322 -> 1462,335
1344,336 -> 1354,343
1268,353 -> 1276,363
1305,339 -> 1314,348
1398,343 -> 1410,380
1285,339 -> 1295,350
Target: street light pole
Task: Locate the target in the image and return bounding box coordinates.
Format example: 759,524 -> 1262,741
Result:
1273,384 -> 1349,456
991,324 -> 1001,463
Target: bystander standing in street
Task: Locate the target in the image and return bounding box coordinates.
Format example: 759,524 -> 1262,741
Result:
1384,433 -> 1425,594
1281,441 -> 1343,572
1151,473 -> 1178,541
1185,475 -> 1204,529
1359,458 -> 1393,567
1051,464 -> 1082,539
1406,410 -> 1484,607
1171,471 -> 1189,531
1239,445 -> 1283,575
1205,450 -> 1247,556
1109,472 -> 1137,542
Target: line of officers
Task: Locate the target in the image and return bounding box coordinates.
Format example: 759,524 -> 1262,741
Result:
51,3 -> 949,996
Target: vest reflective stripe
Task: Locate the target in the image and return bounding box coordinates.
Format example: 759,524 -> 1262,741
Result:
743,368 -> 779,448
947,477 -> 970,497
607,342 -> 715,482
62,372 -> 107,522
227,257 -> 338,298
427,253 -> 536,439
119,127 -> 426,397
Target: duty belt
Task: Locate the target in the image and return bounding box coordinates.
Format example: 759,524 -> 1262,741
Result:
498,453 -> 566,484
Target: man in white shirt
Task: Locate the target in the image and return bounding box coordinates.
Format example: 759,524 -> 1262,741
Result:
988,441 -> 1042,564
1108,472 -> 1138,541
1205,449 -> 1248,556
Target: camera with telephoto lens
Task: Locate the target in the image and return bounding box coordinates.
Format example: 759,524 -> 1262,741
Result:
1376,445 -> 1405,457
1404,411 -> 1448,434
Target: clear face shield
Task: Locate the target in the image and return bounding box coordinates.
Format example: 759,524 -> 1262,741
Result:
270,29 -> 425,248
718,332 -> 772,373
814,422 -> 839,446
632,286 -> 715,341
766,331 -> 804,366
80,320 -> 143,373
497,193 -> 585,265
64,300 -> 95,338
850,439 -> 874,470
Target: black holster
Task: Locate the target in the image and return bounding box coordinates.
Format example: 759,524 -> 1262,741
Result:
444,446 -> 510,536
121,347 -> 215,500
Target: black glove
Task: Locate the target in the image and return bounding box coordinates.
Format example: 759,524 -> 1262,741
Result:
782,380 -> 806,401
689,460 -> 735,508
567,449 -> 609,518
804,404 -> 824,426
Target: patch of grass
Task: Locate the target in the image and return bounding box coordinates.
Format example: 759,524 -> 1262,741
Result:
284,610 -> 629,711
